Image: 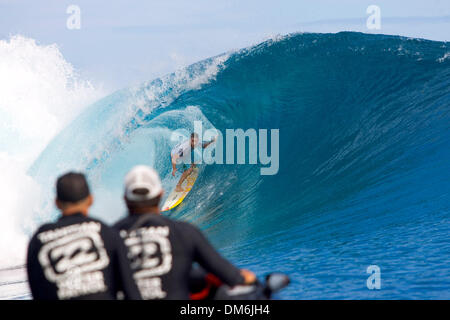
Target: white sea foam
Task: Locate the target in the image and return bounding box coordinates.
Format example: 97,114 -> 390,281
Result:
0,35 -> 104,267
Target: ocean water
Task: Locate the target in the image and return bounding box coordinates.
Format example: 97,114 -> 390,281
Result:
1,32 -> 449,299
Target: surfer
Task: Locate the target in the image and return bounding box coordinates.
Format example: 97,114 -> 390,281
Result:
26,172 -> 142,300
171,133 -> 216,192
114,165 -> 256,299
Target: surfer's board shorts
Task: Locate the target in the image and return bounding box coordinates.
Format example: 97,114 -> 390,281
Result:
176,162 -> 189,172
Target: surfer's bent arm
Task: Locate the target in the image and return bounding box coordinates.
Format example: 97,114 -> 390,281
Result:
186,223 -> 255,286
202,136 -> 217,149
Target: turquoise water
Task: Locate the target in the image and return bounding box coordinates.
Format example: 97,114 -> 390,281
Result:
30,32 -> 450,299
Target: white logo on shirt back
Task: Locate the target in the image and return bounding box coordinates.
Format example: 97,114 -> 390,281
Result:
37,222 -> 110,299
121,226 -> 172,299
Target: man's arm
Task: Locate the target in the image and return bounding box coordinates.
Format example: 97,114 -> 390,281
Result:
202,136 -> 217,149
26,235 -> 46,300
188,223 -> 254,287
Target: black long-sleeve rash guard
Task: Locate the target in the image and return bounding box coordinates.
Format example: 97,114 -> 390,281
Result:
113,213 -> 244,300
26,213 -> 142,300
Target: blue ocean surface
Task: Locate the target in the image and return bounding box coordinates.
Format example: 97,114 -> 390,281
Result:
29,32 -> 450,299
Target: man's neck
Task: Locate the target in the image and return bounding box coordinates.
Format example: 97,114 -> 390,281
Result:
61,210 -> 88,217
130,206 -> 161,215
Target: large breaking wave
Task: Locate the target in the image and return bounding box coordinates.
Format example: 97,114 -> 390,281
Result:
2,32 -> 450,299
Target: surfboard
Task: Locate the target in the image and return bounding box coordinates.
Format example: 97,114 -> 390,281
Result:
161,167 -> 199,212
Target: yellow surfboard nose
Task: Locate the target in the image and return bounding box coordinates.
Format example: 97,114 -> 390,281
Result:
161,168 -> 199,212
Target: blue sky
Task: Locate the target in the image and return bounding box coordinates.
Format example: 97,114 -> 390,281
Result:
1,0 -> 449,90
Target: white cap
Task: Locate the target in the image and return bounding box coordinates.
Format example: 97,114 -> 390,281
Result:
124,165 -> 163,201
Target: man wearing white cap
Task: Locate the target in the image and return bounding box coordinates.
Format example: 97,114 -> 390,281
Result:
114,165 -> 256,300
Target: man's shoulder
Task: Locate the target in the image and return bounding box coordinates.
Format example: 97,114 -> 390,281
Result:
29,222 -> 56,245
170,219 -> 200,234
111,214 -> 198,235
139,215 -> 195,233
35,221 -> 56,232
113,214 -> 174,230
37,216 -> 115,238
113,216 -> 133,230
81,216 -> 115,232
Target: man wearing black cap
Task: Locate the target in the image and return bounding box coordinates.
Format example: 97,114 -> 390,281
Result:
26,172 -> 142,300
114,165 -> 256,300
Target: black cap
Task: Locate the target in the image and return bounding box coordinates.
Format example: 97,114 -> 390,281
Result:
56,172 -> 91,203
